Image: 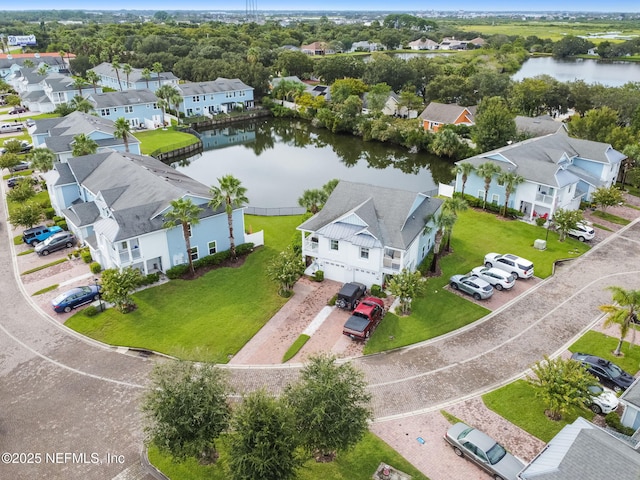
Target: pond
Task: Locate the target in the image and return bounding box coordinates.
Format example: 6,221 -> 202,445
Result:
512,57 -> 640,87
171,118 -> 454,209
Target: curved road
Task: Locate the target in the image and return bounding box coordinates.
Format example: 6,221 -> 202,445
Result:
2,190 -> 640,478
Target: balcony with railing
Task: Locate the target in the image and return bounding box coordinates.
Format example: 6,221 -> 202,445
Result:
535,193 -> 554,205
383,249 -> 403,272
303,238 -> 319,254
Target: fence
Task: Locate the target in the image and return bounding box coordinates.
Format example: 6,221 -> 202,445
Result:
245,206 -> 306,216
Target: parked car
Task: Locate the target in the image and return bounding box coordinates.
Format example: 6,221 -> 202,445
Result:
8,106 -> 27,114
52,285 -> 101,313
444,422 -> 525,480
336,282 -> 367,310
567,221 -> 595,242
34,231 -> 76,256
449,274 -> 494,300
11,160 -> 31,171
25,118 -> 36,128
7,176 -> 27,188
571,352 -> 635,392
484,253 -> 534,279
470,266 -> 516,291
0,122 -> 23,133
587,384 -> 619,415
2,140 -> 33,156
22,225 -> 63,246
342,297 -> 385,340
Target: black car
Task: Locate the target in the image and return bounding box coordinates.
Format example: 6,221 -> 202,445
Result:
571,352 -> 635,392
335,282 -> 367,310
7,176 -> 26,188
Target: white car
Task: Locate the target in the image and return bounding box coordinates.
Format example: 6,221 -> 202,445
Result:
567,222 -> 595,242
484,253 -> 534,279
471,266 -> 516,291
588,385 -> 619,415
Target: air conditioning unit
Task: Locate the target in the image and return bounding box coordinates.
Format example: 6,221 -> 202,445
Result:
534,239 -> 547,250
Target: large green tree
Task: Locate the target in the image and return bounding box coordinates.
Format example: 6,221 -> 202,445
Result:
229,390 -> 302,480
266,246 -> 305,296
552,208 -> 584,242
8,203 -> 43,229
209,175 -> 248,260
142,361 -> 230,463
285,354 -> 372,461
473,96 -> 516,152
387,268 -> 427,315
599,287 -> 640,357
591,185 -> 624,213
162,198 -> 203,276
100,267 -> 143,313
29,148 -> 56,173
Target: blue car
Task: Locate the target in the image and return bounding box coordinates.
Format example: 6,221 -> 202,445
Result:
52,285 -> 101,313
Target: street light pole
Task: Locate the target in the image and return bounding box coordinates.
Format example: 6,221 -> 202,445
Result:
94,278 -> 104,312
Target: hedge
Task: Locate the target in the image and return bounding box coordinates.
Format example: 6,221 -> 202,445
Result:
166,243 -> 254,279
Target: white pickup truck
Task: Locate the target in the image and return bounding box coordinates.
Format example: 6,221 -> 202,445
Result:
0,122 -> 23,134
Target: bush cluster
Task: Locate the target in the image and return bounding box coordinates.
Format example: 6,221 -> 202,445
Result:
90,262 -> 102,274
461,193 -> 523,218
605,412 -> 635,436
81,249 -> 93,264
84,305 -> 99,317
138,272 -> 161,286
44,207 -> 56,220
370,284 -> 387,298
313,270 -> 324,282
166,243 -> 255,279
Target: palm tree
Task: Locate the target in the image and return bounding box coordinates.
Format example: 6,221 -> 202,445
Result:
441,196 -> 468,252
70,95 -> 93,113
111,56 -> 123,91
37,65 -> 48,77
475,162 -> 502,210
141,67 -> 151,89
163,198 -> 203,276
85,70 -> 100,93
156,84 -> 180,125
29,148 -> 56,172
152,61 -> 163,86
497,171 -> 525,217
209,175 -> 249,261
428,209 -> 456,273
23,59 -> 34,69
157,98 -> 168,128
168,89 -> 183,121
452,162 -> 475,197
71,133 -> 98,157
113,117 -> 132,153
298,188 -> 327,214
122,63 -> 132,89
72,77 -> 86,96
599,287 -> 640,357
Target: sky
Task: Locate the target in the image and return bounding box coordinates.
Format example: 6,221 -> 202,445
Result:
2,1 -> 639,12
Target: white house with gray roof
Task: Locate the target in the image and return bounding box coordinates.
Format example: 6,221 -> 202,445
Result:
619,377 -> 640,445
297,181 -> 443,288
45,151 -> 245,275
455,130 -> 625,221
518,417 -> 640,479
30,111 -> 141,162
87,89 -> 162,129
89,62 -> 179,93
177,78 -> 254,118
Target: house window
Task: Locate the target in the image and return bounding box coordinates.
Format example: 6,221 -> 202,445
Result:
491,194 -> 499,205
478,190 -> 484,200
124,105 -> 133,113
330,240 -> 339,251
192,95 -> 200,102
208,241 -> 217,255
101,108 -> 110,116
121,241 -> 128,250
360,247 -> 369,259
190,246 -> 199,261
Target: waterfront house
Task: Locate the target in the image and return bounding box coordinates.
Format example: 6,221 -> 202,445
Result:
89,62 -> 179,93
419,102 -> 476,131
87,89 -> 162,129
297,181 -> 443,288
177,78 -> 254,118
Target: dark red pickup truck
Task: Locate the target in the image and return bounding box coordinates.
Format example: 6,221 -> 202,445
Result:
342,297 -> 385,340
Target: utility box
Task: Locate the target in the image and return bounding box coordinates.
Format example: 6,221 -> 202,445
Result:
534,239 -> 547,250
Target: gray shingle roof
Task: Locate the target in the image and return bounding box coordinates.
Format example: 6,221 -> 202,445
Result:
620,377 -> 640,409
90,62 -> 178,83
515,115 -> 566,137
298,181 -> 442,250
519,417 -> 640,479
419,102 -> 475,123
52,161 -> 76,186
63,201 -> 100,227
177,77 -> 253,96
88,89 -> 158,109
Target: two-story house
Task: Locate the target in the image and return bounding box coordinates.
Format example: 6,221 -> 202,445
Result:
177,78 -> 254,118
1,52 -> 68,81
408,38 -> 439,50
89,62 -> 179,93
419,102 -> 476,132
455,130 -> 625,220
45,150 -> 245,275
30,111 -> 141,162
87,89 -> 162,129
297,181 -> 443,288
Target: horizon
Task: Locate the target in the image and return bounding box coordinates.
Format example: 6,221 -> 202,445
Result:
1,1 -> 639,13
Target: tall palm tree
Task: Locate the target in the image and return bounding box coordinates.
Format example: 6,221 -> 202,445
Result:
37,65 -> 48,77
141,67 -> 151,89
111,56 -> 123,91
122,63 -> 132,89
497,171 -> 525,217
157,98 -> 168,128
23,59 -> 34,69
452,162 -> 475,197
156,84 -> 180,125
209,175 -> 249,261
113,117 -> 132,153
85,70 -> 100,93
72,77 -> 86,96
163,198 -> 203,276
599,287 -> 640,357
168,89 -> 183,121
298,188 -> 326,214
70,95 -> 93,113
428,209 -> 456,273
152,61 -> 163,86
475,162 -> 502,210
71,133 -> 98,157
441,196 -> 468,252
29,148 -> 56,173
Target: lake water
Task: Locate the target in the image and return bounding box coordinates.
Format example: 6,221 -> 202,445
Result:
172,119 -> 453,209
512,57 -> 640,87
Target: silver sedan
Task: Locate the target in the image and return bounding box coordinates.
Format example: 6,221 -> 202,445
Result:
449,274 -> 494,300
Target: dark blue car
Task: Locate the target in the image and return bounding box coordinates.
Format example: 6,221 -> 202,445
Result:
52,285 -> 101,313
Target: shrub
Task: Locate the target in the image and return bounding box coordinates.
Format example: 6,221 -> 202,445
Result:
84,305 -> 99,317
138,272 -> 161,286
605,412 -> 635,436
56,221 -> 68,230
43,207 -> 56,220
370,284 -> 387,298
81,250 -> 93,264
535,216 -> 547,227
166,264 -> 189,279
328,294 -> 337,306
53,216 -> 64,223
90,262 -> 102,274
313,270 -> 324,282
235,242 -> 254,256
72,250 -> 80,258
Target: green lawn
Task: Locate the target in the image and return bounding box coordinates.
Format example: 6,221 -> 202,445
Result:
133,128 -> 200,155
365,209 -> 590,354
483,379 -> 595,443
591,210 -> 631,226
569,330 -> 640,375
65,215 -> 304,363
6,190 -> 50,216
148,431 -> 429,480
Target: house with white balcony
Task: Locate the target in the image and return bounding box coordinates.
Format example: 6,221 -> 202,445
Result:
177,78 -> 254,118
89,62 -> 179,92
454,130 -> 625,221
1,52 -> 69,81
297,181 -> 443,288
30,111 -> 141,162
87,89 -> 162,129
45,150 -> 246,275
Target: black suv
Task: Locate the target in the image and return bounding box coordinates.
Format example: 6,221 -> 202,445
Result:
571,352 -> 635,392
335,282 -> 367,310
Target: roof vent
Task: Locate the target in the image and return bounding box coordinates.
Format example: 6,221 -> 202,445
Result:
34,53 -> 40,58
7,54 -> 12,60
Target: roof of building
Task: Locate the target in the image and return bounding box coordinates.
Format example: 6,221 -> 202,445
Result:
88,89 -> 158,108
89,62 -> 178,83
515,115 -> 566,137
177,77 -> 253,96
620,377 -> 640,409
408,38 -> 439,47
298,181 -> 443,251
519,417 -> 640,480
419,102 -> 475,124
